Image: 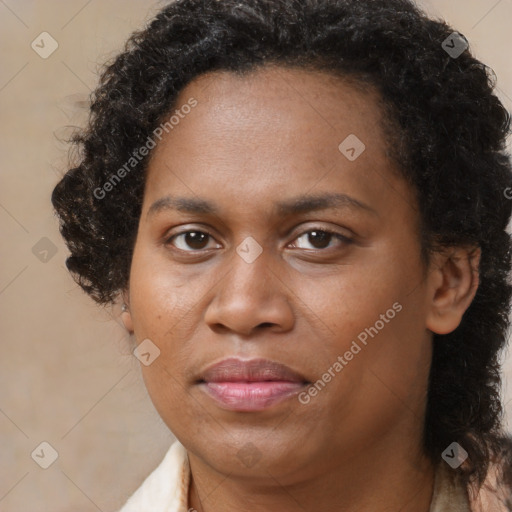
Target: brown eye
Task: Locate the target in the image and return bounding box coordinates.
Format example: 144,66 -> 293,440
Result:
291,229 -> 351,250
166,230 -> 218,251
304,230 -> 331,249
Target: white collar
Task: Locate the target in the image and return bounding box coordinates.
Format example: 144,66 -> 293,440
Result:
117,439 -> 190,512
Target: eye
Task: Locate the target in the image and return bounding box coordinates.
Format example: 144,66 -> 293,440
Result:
290,228 -> 352,251
165,230 -> 220,252
165,227 -> 352,253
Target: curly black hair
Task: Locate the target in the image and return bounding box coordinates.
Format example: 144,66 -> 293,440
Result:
51,0 -> 512,499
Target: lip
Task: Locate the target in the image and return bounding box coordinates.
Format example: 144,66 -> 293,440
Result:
196,357 -> 310,412
198,357 -> 308,383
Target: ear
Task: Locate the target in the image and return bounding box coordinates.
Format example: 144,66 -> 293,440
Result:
425,246 -> 481,335
120,288 -> 134,334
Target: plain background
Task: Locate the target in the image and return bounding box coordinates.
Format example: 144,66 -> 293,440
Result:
1,1 -> 511,510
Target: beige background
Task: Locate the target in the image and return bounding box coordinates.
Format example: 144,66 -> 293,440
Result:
1,1 -> 511,510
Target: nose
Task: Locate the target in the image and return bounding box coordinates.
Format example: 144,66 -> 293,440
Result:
203,245 -> 295,337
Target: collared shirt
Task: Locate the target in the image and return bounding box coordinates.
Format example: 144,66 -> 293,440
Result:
116,439 -> 481,512
118,440 -> 191,512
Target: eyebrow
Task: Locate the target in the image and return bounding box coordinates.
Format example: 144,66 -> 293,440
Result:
146,192 -> 378,219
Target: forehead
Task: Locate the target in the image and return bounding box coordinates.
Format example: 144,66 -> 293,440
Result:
171,65 -> 385,137
142,64 -> 405,217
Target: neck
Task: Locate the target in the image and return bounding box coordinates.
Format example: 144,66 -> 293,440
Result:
187,438 -> 436,512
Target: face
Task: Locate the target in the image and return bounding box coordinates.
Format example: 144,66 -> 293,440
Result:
125,65 -> 437,482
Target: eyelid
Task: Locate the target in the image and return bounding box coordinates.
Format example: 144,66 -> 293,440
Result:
164,223 -> 353,253
289,226 -> 353,250
164,226 -> 220,251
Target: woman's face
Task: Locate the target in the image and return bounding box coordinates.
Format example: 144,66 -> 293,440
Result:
125,65 -> 437,481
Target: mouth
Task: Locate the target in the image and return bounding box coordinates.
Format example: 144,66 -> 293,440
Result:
196,357 -> 310,412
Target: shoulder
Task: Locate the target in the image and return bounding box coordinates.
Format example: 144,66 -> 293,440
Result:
469,437 -> 512,512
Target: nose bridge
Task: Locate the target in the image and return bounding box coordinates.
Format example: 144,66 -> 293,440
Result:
204,236 -> 294,334
224,236 -> 274,298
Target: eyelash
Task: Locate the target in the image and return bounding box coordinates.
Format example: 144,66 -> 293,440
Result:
164,227 -> 352,253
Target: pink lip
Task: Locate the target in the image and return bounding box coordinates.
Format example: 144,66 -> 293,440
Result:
197,357 -> 309,412
200,381 -> 307,411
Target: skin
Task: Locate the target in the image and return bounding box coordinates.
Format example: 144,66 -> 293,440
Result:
121,65 -> 480,512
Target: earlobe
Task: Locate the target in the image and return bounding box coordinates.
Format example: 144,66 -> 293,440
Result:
120,291 -> 134,333
425,247 -> 480,335
121,307 -> 134,333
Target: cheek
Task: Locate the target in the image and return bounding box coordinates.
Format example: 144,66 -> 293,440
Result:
129,244 -> 194,336
138,362 -> 197,437
295,244 -> 429,396
128,254 -> 195,423
295,256 -> 408,346
128,244 -> 208,382
299,295 -> 430,453
320,292 -> 429,427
